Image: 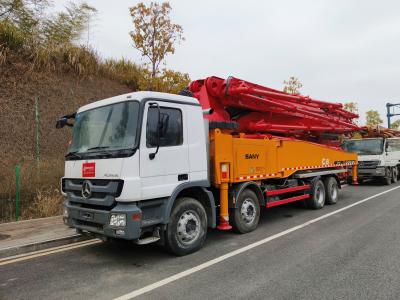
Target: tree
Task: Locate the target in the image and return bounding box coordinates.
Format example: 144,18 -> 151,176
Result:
283,76 -> 302,95
129,2 -> 184,78
391,119 -> 400,130
343,102 -> 359,124
138,68 -> 190,94
42,2 -> 97,45
0,0 -> 49,33
366,110 -> 383,126
343,102 -> 358,114
0,0 -> 95,45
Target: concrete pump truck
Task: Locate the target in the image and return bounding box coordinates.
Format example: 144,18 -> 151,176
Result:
57,76 -> 358,255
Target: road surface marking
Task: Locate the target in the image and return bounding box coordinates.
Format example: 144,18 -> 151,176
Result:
0,239 -> 101,266
113,185 -> 400,300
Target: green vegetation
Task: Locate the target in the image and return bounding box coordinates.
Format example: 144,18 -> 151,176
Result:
0,0 -> 190,92
391,119 -> 400,130
283,76 -> 303,95
366,110 -> 383,126
343,102 -> 358,114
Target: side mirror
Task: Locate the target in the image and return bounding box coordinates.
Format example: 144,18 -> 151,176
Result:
56,113 -> 76,129
56,117 -> 68,129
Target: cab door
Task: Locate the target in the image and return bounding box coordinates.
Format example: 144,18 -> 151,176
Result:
139,100 -> 189,199
386,139 -> 400,166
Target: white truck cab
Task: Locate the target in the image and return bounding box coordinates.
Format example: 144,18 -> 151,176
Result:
59,92 -> 215,255
342,138 -> 400,184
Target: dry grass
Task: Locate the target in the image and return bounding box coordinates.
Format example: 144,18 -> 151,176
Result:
0,20 -> 142,84
22,188 -> 64,220
0,159 -> 64,223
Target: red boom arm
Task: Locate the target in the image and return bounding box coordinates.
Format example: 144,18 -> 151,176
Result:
188,76 -> 359,143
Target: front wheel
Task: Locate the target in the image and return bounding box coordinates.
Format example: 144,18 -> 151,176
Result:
164,197 -> 207,256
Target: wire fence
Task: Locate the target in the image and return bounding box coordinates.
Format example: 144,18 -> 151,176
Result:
1,95 -> 65,223
0,161 -> 64,223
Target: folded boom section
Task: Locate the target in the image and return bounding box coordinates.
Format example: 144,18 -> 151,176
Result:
188,76 -> 360,143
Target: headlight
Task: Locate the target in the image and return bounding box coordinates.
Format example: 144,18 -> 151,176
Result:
110,213 -> 126,227
63,207 -> 69,218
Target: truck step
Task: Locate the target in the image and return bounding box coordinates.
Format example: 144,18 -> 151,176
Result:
135,228 -> 161,245
135,236 -> 161,245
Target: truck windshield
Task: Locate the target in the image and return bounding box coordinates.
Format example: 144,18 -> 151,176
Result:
69,101 -> 140,154
342,139 -> 383,155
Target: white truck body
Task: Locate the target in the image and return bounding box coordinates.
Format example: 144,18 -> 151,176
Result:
62,92 -> 215,251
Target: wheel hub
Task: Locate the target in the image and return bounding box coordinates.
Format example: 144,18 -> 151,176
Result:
177,211 -> 201,245
241,199 -> 256,224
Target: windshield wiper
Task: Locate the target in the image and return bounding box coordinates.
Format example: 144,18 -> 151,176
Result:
65,151 -> 82,159
87,146 -> 110,151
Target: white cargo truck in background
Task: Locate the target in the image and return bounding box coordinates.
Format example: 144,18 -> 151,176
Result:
343,138 -> 400,184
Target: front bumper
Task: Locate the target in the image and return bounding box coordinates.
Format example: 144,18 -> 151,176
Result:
64,202 -> 142,240
358,167 -> 386,178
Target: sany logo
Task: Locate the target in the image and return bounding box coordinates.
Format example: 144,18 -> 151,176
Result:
82,162 -> 96,177
245,154 -> 259,159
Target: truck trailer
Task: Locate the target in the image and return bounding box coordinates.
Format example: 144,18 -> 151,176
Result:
57,76 -> 358,255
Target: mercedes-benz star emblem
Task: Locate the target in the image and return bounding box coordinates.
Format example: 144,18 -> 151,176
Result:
81,180 -> 92,198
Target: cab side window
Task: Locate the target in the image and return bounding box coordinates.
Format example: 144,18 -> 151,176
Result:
387,139 -> 400,152
146,106 -> 183,148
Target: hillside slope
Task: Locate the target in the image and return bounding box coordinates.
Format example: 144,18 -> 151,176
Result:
1,57 -> 131,166
0,57 -> 131,221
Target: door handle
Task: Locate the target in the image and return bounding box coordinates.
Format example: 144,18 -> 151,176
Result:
178,174 -> 188,181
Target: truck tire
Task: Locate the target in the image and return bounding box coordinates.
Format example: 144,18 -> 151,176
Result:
164,197 -> 207,256
392,167 -> 398,183
382,168 -> 392,185
230,189 -> 260,234
323,177 -> 339,205
306,180 -> 326,209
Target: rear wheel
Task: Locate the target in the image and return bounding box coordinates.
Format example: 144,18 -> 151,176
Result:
164,197 -> 207,256
306,180 -> 326,209
323,177 -> 339,205
230,189 -> 260,233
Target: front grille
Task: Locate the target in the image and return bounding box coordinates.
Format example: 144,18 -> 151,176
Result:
358,160 -> 380,169
63,178 -> 123,207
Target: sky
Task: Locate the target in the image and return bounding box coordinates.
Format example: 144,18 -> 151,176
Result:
53,0 -> 400,126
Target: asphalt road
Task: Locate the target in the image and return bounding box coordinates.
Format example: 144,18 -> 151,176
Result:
1,182 -> 400,300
